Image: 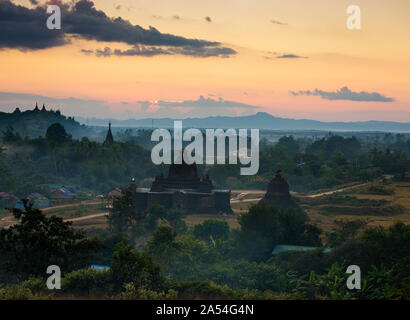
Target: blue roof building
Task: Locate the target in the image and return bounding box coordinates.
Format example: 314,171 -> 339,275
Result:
272,244 -> 332,255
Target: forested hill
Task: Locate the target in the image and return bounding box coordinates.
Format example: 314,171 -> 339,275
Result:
0,106 -> 91,139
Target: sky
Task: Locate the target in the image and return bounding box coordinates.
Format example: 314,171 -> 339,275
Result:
0,0 -> 409,121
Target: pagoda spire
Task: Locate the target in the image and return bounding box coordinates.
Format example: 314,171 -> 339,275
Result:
103,121 -> 114,146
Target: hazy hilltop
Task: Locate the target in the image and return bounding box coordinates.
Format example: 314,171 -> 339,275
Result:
0,105 -> 91,139
79,112 -> 410,132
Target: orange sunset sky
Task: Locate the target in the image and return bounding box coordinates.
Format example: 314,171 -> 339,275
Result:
0,0 -> 409,121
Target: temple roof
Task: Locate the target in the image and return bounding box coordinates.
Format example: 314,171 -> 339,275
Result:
168,160 -> 199,180
150,152 -> 213,192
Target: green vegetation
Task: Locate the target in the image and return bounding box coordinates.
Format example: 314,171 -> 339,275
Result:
1,121 -> 410,198
0,117 -> 409,300
0,201 -> 101,280
0,199 -> 409,300
0,124 -> 161,195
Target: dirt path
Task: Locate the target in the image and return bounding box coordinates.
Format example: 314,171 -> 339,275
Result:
41,200 -> 100,212
65,212 -> 108,222
0,211 -> 108,228
230,181 -> 373,203
231,198 -> 263,204
304,183 -> 369,198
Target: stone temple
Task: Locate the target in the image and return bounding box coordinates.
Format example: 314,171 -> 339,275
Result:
132,158 -> 232,214
258,170 -> 304,214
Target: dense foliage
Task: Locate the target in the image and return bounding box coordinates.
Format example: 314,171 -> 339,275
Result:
1,124 -> 410,197
0,201 -> 101,280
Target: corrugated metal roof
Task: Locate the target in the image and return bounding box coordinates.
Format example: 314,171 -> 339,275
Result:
272,244 -> 332,255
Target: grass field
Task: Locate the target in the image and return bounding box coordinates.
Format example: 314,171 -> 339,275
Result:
41,200 -> 105,219
187,181 -> 410,233
0,200 -> 107,229
299,181 -> 410,232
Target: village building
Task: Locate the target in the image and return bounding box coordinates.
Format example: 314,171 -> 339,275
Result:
0,192 -> 18,209
15,193 -> 50,209
48,186 -> 76,204
402,170 -> 410,182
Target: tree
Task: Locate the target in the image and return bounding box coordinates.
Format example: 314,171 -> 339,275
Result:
193,220 -> 230,242
145,205 -> 187,233
1,125 -> 21,143
111,240 -> 166,291
237,204 -> 322,261
326,219 -> 367,247
0,200 -> 101,280
276,136 -> 300,158
46,123 -> 69,144
107,188 -> 145,236
147,226 -> 181,272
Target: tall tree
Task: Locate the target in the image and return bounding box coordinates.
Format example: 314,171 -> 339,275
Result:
46,123 -> 69,144
0,200 -> 101,279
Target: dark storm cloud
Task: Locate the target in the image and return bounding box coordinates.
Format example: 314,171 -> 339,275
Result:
65,1 -> 216,47
0,0 -> 68,50
0,0 -> 236,57
290,86 -> 395,102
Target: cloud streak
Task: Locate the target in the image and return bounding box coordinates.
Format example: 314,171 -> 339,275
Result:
270,19 -> 287,25
290,86 -> 395,102
87,45 -> 235,58
264,52 -> 308,60
137,96 -> 261,110
276,54 -> 307,59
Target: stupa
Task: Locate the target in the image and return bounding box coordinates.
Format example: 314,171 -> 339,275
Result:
258,170 -> 304,214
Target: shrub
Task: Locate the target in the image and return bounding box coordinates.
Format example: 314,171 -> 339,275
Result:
21,277 -> 46,293
0,285 -> 33,300
114,283 -> 178,300
62,269 -> 113,294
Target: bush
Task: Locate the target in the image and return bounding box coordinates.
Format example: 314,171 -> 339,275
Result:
111,241 -> 168,292
114,283 -> 178,300
200,260 -> 286,292
62,269 -> 113,294
21,277 -> 46,293
0,284 -> 33,300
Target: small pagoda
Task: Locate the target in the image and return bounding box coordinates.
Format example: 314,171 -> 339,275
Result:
258,170 -> 303,213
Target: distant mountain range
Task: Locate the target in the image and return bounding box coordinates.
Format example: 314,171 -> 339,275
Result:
78,112 -> 410,132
